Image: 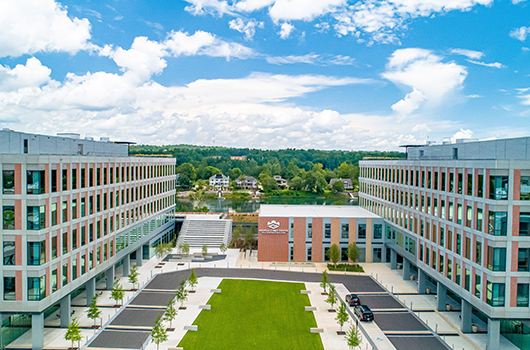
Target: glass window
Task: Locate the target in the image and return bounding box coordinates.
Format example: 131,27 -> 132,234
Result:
341,224 -> 349,239
517,284 -> 529,307
488,247 -> 506,271
27,241 -> 45,266
324,223 -> 331,239
307,247 -> 312,261
2,170 -> 15,194
341,247 -> 348,261
467,173 -> 473,196
62,202 -> 67,223
476,241 -> 482,265
520,213 -> 530,236
27,206 -> 45,230
72,259 -> 77,280
466,206 -> 472,228
27,276 -> 46,301
457,204 -> 462,225
373,248 -> 382,262
373,224 -> 382,239
458,173 -> 463,194
51,236 -> 57,260
488,212 -> 507,236
486,282 -> 505,307
477,208 -> 483,231
51,169 -> 57,192
475,274 -> 481,299
456,234 -> 461,255
518,248 -> 530,271
490,176 -> 509,200
72,168 -> 77,190
307,223 -> 312,239
358,224 -> 366,239
465,269 -> 471,291
26,170 -> 45,194
3,242 -> 15,265
51,269 -> 57,293
51,203 -> 57,226
62,169 -> 67,191
478,174 -> 484,197
62,232 -> 68,255
3,206 -> 15,230
465,237 -> 471,259
4,277 -> 16,300
521,176 -> 530,200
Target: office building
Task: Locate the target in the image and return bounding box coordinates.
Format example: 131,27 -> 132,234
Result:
0,130 -> 176,349
358,137 -> 530,350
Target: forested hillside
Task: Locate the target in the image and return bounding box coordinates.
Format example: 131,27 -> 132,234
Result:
130,144 -> 405,192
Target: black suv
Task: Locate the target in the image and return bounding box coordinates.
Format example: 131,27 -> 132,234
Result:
345,294 -> 360,306
354,305 -> 374,322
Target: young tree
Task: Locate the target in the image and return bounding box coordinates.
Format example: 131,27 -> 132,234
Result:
151,315 -> 168,350
111,281 -> 125,307
164,299 -> 178,330
231,227 -> 241,247
176,287 -> 189,308
244,229 -> 254,250
188,269 -> 198,292
326,284 -> 338,310
345,324 -> 362,350
320,270 -> 329,294
289,176 -> 304,191
219,242 -> 227,254
86,295 -> 101,328
336,302 -> 349,332
128,265 -> 139,290
327,244 -> 341,266
347,243 -> 361,264
65,317 -> 83,350
332,180 -> 345,194
180,278 -> 188,291
178,242 -> 190,256
202,244 -> 208,258
155,242 -> 172,263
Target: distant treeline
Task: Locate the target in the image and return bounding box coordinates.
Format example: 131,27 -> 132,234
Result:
129,144 -> 405,192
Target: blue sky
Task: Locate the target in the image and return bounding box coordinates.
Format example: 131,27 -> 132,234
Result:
2,0 -> 530,150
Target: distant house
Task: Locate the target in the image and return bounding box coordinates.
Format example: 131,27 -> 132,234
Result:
209,174 -> 230,188
236,176 -> 257,189
231,156 -> 247,161
273,175 -> 287,188
330,178 -> 353,190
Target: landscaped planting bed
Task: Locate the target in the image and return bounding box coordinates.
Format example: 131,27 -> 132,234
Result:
178,279 -> 324,350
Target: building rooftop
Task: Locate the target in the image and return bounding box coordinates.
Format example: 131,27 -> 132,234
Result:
259,204 -> 381,218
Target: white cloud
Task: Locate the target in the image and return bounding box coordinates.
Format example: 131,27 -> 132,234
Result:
450,48 -> 483,59
265,53 -> 355,65
229,18 -> 264,39
510,26 -> 530,41
165,30 -> 254,60
411,123 -> 431,132
512,0 -> 527,3
0,0 -> 92,58
466,60 -> 503,69
0,58 -> 52,92
183,0 -> 235,16
466,94 -> 482,98
382,48 -> 467,115
278,22 -> 295,39
268,0 -> 346,22
450,128 -> 474,142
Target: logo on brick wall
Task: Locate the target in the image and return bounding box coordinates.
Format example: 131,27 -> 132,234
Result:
267,220 -> 280,229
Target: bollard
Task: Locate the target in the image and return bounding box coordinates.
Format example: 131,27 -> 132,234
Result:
214,264 -> 216,268
392,286 -> 394,294
411,302 -> 413,310
436,324 -> 438,333
426,319 -> 428,326
151,270 -> 152,277
227,261 -> 229,268
376,273 -> 378,280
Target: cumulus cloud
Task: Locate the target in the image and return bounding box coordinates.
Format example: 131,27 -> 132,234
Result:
0,0 -> 92,58
278,22 -> 295,39
0,58 -> 52,92
268,0 -> 346,22
382,48 -> 467,116
450,128 -> 474,142
229,18 -> 264,39
510,26 -> 530,41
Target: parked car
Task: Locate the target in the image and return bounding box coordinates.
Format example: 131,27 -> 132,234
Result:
346,294 -> 361,306
354,305 -> 374,322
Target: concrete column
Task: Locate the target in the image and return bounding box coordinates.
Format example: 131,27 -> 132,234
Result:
136,247 -> 143,267
403,258 -> 411,280
86,277 -> 96,306
437,282 -> 447,311
487,318 -> 500,350
418,269 -> 426,294
60,294 -> 71,327
32,313 -> 44,350
106,265 -> 115,290
390,249 -> 397,269
122,254 -> 131,278
461,299 -> 472,333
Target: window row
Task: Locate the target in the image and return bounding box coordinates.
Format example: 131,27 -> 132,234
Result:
288,222 -> 384,240
3,164 -> 175,195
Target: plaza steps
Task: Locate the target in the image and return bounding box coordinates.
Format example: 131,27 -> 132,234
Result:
176,217 -> 232,249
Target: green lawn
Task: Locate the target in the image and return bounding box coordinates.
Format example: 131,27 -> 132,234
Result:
178,279 -> 324,350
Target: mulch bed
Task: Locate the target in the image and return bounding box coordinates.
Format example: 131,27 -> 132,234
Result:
336,331 -> 346,335
189,290 -> 196,293
321,292 -> 328,295
178,263 -> 185,266
91,325 -> 100,329
159,262 -> 166,265
328,309 -> 336,313
179,306 -> 187,310
166,327 -> 175,332
155,265 -> 163,268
